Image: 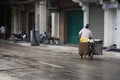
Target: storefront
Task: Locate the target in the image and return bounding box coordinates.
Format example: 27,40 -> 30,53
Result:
72,0 -> 104,45
49,0 -> 83,44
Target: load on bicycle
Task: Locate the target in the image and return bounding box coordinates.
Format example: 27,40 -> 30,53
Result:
79,24 -> 103,59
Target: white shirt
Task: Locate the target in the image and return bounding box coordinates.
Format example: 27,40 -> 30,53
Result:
79,28 -> 93,39
0,26 -> 5,33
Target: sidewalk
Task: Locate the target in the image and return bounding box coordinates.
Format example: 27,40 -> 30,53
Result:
16,41 -> 120,60
0,39 -> 118,60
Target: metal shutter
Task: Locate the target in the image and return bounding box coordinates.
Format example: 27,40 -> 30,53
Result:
89,4 -> 104,40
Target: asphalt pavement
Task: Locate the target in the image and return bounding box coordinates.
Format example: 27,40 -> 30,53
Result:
0,40 -> 120,80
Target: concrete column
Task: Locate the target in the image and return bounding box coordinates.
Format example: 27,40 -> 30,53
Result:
83,4 -> 89,27
56,13 -> 60,38
116,9 -> 120,48
35,2 -> 39,31
51,12 -> 59,38
51,13 -> 55,37
79,2 -> 89,27
39,1 -> 47,34
12,8 -> 18,33
104,9 -> 113,47
35,1 -> 47,34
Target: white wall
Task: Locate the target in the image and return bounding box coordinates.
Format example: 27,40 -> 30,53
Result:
116,8 -> 120,48
104,9 -> 113,47
103,8 -> 120,48
103,7 -> 120,49
112,9 -> 117,45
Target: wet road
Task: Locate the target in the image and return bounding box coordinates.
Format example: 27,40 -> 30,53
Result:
0,41 -> 120,80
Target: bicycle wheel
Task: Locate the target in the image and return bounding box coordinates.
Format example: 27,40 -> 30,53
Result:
80,54 -> 83,59
89,52 -> 93,59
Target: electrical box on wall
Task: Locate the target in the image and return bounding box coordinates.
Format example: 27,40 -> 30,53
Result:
47,0 -> 59,12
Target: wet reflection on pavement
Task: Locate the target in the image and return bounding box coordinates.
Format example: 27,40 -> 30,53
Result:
0,41 -> 120,80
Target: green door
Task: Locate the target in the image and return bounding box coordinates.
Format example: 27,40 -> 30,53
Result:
67,9 -> 83,44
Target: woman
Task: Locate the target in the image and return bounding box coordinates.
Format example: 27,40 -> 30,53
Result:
79,24 -> 93,42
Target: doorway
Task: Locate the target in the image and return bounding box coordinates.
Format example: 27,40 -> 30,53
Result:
67,9 -> 83,44
28,12 -> 35,39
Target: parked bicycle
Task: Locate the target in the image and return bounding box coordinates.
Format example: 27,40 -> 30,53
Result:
9,32 -> 27,43
39,32 -> 49,44
39,32 -> 60,45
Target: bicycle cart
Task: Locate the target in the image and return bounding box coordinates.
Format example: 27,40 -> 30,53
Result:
79,39 -> 103,59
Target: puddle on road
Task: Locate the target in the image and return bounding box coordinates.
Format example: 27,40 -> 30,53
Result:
0,73 -> 18,80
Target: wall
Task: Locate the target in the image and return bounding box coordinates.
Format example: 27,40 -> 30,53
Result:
59,10 -> 67,44
116,8 -> 120,48
104,9 -> 113,47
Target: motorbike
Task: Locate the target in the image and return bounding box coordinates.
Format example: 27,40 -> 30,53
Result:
9,32 -> 27,43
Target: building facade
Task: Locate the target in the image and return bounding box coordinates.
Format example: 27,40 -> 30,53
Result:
0,0 -> 47,41
72,0 -> 104,43
72,0 -> 120,49
101,0 -> 120,49
11,0 -> 47,40
48,0 -> 83,44
1,0 -> 120,49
